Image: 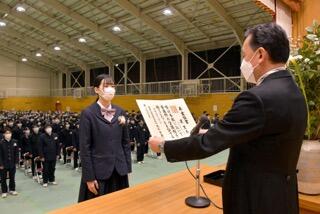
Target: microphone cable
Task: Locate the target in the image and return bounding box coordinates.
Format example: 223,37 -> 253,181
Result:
184,161 -> 223,210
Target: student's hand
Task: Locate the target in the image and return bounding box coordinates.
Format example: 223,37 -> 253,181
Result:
0,165 -> 4,170
87,180 -> 99,195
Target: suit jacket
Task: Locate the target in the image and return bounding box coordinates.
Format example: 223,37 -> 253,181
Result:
0,139 -> 19,169
39,133 -> 60,161
80,103 -> 131,183
164,70 -> 307,214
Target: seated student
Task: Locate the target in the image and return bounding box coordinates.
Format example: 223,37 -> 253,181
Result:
0,128 -> 19,198
39,124 -> 60,187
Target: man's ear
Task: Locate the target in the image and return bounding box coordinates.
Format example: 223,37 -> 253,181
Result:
258,48 -> 267,62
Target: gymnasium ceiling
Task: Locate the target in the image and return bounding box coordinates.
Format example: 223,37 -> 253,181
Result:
0,0 -> 273,73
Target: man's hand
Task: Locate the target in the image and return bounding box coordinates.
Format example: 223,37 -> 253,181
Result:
87,180 -> 99,195
148,136 -> 165,153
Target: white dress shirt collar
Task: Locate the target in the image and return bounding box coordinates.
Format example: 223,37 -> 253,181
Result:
256,66 -> 286,86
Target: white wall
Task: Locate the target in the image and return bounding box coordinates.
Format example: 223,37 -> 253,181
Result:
0,55 -> 52,97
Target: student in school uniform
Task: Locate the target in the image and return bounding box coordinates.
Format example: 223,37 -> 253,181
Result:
128,119 -> 137,152
78,74 -> 132,202
12,121 -> 24,166
72,122 -> 80,170
21,127 -> 32,160
60,123 -> 74,164
135,120 -> 150,164
0,128 -> 19,198
38,124 -> 60,187
30,125 -> 41,179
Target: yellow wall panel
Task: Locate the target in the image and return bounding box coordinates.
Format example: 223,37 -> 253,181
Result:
0,97 -> 53,111
0,93 -> 239,119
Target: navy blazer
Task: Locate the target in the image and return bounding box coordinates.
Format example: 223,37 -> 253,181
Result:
164,70 -> 307,214
80,103 -> 131,183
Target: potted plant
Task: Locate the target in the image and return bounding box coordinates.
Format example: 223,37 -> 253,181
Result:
289,20 -> 320,195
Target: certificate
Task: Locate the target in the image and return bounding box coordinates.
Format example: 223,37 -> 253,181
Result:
136,98 -> 196,141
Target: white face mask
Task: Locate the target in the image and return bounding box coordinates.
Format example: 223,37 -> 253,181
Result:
17,123 -> 22,128
25,130 -> 30,135
4,133 -> 12,141
66,125 -> 70,129
100,87 -> 115,101
240,50 -> 259,84
45,127 -> 52,135
33,127 -> 39,133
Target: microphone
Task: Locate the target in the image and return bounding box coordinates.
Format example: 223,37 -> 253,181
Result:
190,115 -> 208,136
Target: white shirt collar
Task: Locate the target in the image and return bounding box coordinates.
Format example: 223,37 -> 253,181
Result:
256,66 -> 286,86
97,100 -> 112,110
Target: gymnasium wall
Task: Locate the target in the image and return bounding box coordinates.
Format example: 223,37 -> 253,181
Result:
0,55 -> 51,97
0,93 -> 238,119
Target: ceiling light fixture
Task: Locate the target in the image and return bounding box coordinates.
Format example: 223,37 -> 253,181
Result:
54,46 -> 61,51
162,8 -> 173,16
112,25 -> 121,32
16,4 -> 26,12
78,37 -> 86,43
0,20 -> 6,27
36,52 -> 42,57
21,57 -> 27,62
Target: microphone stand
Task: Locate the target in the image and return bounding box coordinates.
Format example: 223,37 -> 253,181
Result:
185,160 -> 210,208
185,117 -> 210,208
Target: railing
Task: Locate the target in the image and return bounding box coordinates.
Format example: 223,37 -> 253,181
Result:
0,76 -> 252,98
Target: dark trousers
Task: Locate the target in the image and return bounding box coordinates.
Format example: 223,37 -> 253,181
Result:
136,143 -> 145,162
1,167 -> 16,193
130,143 -> 135,151
63,147 -> 73,164
43,160 -> 56,184
144,143 -> 149,154
74,151 -> 79,169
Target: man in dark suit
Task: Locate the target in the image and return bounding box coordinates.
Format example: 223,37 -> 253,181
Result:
149,23 -> 307,214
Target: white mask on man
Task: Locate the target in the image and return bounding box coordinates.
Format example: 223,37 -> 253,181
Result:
240,50 -> 259,84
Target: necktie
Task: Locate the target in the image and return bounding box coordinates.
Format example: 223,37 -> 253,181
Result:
101,108 -> 116,122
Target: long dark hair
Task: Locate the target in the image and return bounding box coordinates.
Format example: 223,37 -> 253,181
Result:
94,74 -> 114,101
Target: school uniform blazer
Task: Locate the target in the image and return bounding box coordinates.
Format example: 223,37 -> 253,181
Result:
164,70 -> 307,214
0,139 -> 19,169
39,133 -> 60,161
80,103 -> 131,183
